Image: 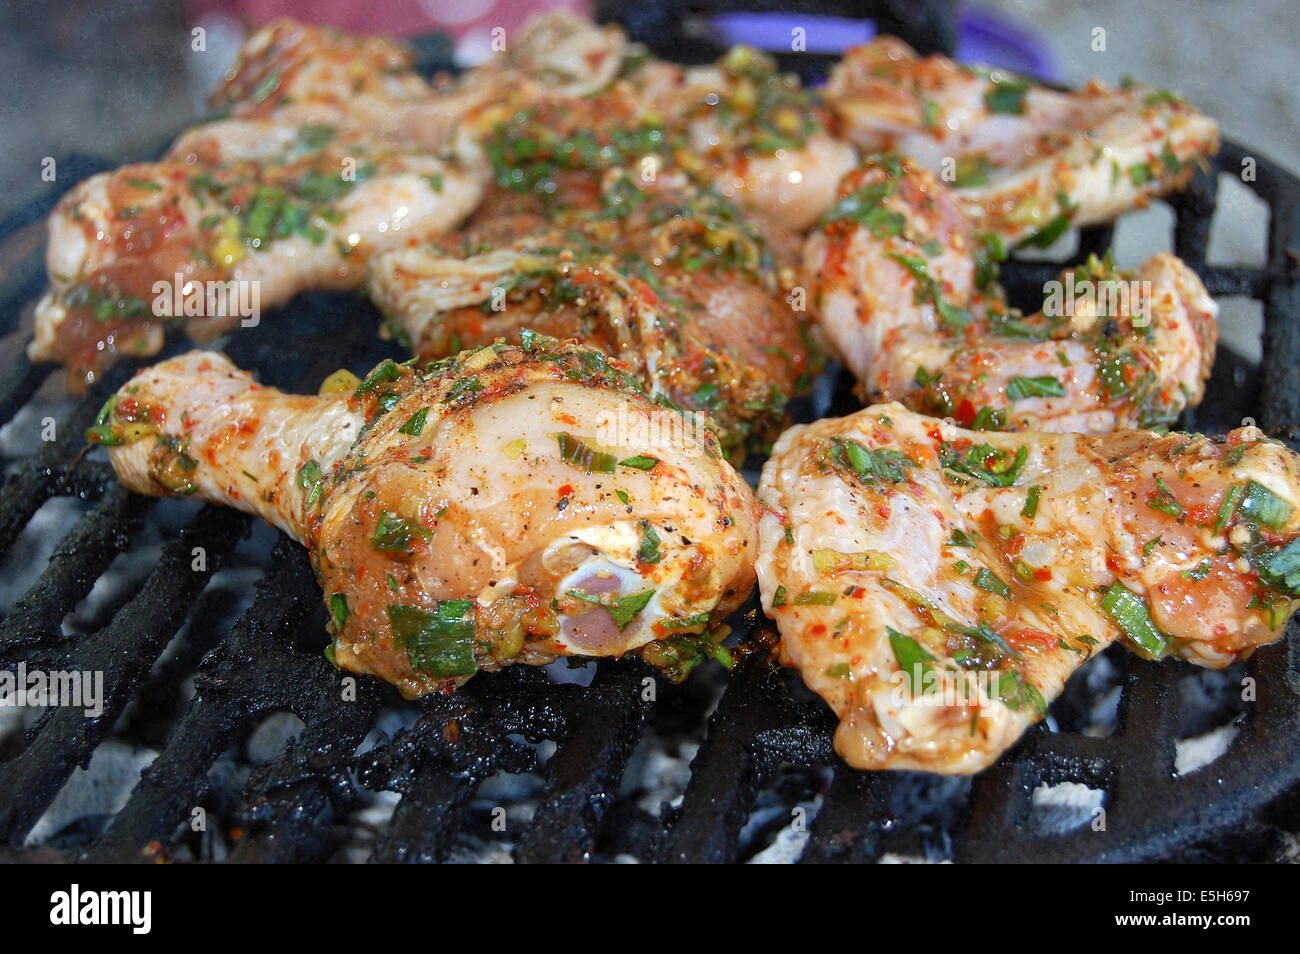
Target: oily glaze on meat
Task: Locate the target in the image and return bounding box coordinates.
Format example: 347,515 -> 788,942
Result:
32,123 -> 482,392
369,171 -> 816,461
757,403 -> 1300,772
803,158 -> 1217,431
88,339 -> 758,694
825,37 -> 1220,243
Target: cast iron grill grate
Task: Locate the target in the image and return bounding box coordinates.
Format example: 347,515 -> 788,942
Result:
0,1 -> 1298,863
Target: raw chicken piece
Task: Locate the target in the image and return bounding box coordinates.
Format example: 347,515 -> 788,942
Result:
826,38 -> 1220,243
369,171 -> 816,461
447,15 -> 857,230
208,18 -> 435,137
88,339 -> 758,694
757,403 -> 1300,772
803,158 -> 1217,431
32,125 -> 482,391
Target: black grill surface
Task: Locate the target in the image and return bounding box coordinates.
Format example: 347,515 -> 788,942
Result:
0,1 -> 1299,863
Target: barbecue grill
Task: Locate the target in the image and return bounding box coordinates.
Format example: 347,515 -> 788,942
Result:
1,0 -> 1299,864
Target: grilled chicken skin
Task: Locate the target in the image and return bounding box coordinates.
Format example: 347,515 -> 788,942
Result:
757,403 -> 1300,772
88,340 -> 758,694
825,37 -> 1220,244
32,125 -> 482,391
369,171 -> 815,461
803,159 -> 1217,431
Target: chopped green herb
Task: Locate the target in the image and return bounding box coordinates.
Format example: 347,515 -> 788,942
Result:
372,510 -> 426,553
297,459 -> 325,507
888,627 -> 936,692
1022,485 -> 1042,519
1101,582 -> 1169,658
984,76 -> 1031,115
387,601 -> 477,677
398,407 -> 429,436
1006,375 -> 1065,400
557,432 -> 617,473
567,588 -> 655,630
974,567 -> 1011,598
827,437 -> 912,484
637,520 -> 662,565
794,591 -> 838,606
618,454 -> 659,470
1214,485 -> 1243,534
1239,480 -> 1294,530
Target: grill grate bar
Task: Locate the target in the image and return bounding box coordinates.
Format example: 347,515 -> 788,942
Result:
0,373 -> 129,557
0,483 -> 152,658
515,662 -> 651,863
82,541 -> 328,861
659,639 -> 825,862
0,504 -> 248,845
0,355 -> 51,431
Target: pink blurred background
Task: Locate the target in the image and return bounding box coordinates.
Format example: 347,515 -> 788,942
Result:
188,0 -> 592,60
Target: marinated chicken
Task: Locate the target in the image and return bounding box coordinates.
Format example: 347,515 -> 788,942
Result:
441,15 -> 857,231
32,122 -> 482,391
757,404 -> 1300,772
369,170 -> 815,460
33,18 -> 506,390
87,338 -> 758,693
825,37 -> 1220,244
208,18 -> 436,137
803,158 -> 1217,431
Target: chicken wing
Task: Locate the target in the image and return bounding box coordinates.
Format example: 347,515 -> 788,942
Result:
825,37 -> 1220,244
88,338 -> 758,694
757,403 -> 1300,772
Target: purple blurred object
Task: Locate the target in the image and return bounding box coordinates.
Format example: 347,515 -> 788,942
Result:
955,5 -> 1059,81
711,4 -> 1058,81
709,12 -> 875,54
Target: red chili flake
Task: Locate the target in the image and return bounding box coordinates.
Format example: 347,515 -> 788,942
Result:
955,399 -> 977,428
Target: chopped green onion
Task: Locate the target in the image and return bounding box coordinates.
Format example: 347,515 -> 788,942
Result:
1214,485 -> 1243,534
372,511 -> 426,553
297,459 -> 324,507
1266,539 -> 1300,595
1006,376 -> 1065,400
984,77 -> 1031,115
794,591 -> 838,606
557,433 -> 617,473
329,592 -> 349,626
827,437 -> 911,484
355,359 -> 401,396
1101,582 -> 1169,658
1022,485 -> 1041,519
